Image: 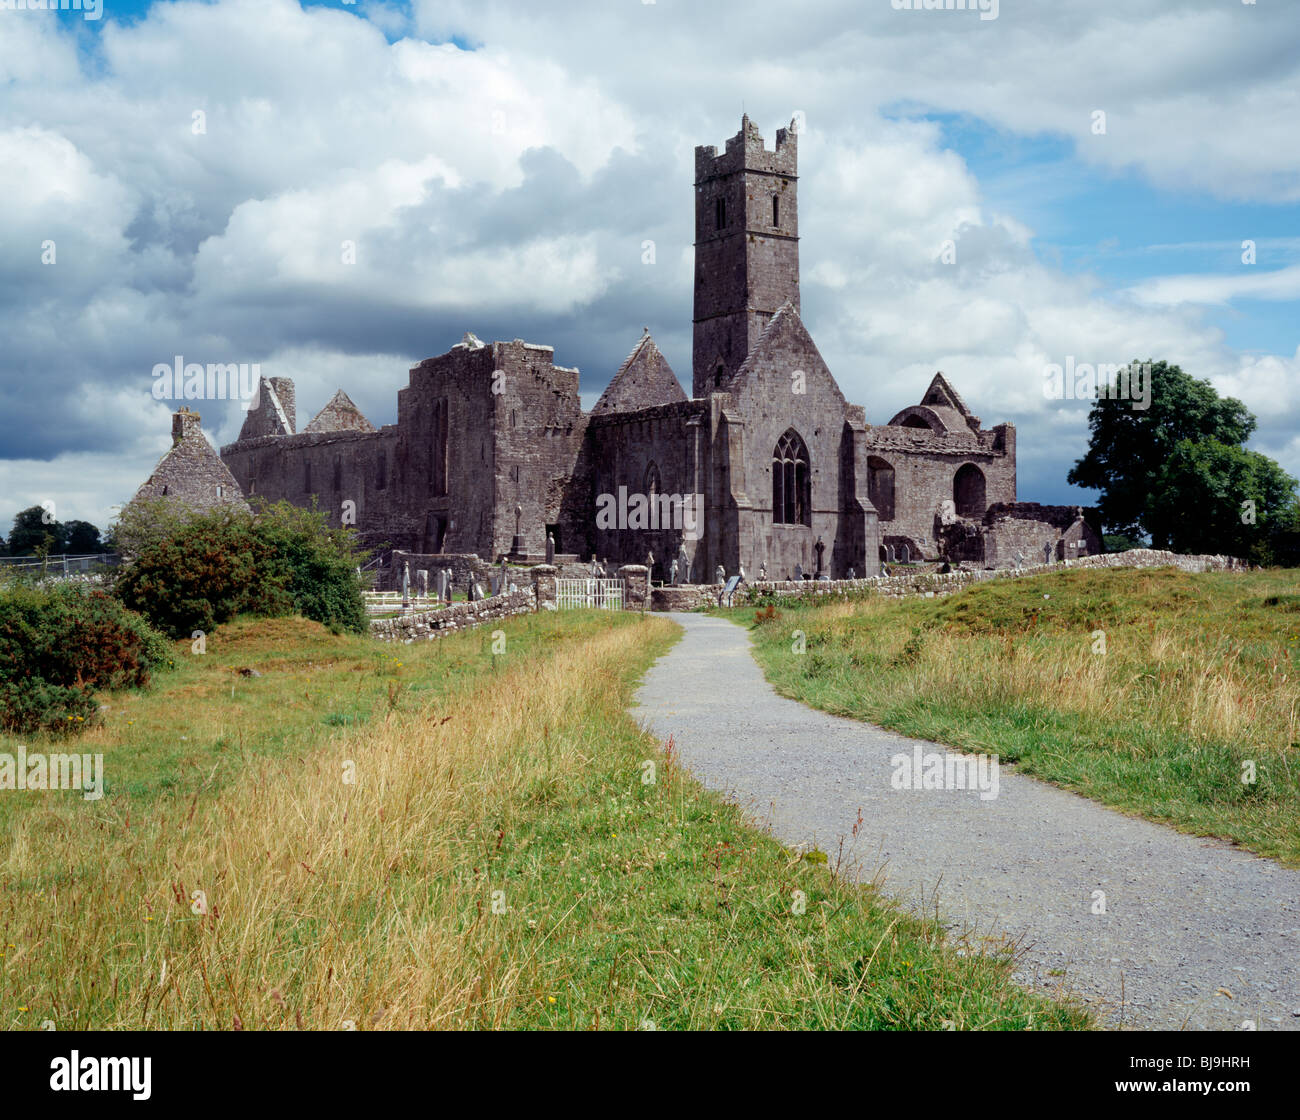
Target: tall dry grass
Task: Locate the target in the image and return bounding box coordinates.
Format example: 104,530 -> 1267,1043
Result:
3,620 -> 665,1029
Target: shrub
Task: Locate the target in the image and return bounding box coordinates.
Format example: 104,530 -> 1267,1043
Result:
251,501 -> 368,634
0,583 -> 171,735
114,508 -> 289,639
113,501 -> 368,639
107,496 -> 200,557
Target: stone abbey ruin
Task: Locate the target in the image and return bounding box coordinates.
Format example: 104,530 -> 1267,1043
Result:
135,116 -> 1097,581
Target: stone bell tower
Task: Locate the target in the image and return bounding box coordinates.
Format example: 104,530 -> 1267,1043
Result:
692,115 -> 800,397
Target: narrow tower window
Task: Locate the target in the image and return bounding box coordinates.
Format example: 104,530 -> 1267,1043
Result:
715,196 -> 726,230
772,194 -> 779,227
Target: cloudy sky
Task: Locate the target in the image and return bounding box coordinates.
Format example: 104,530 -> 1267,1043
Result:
2,0 -> 1298,535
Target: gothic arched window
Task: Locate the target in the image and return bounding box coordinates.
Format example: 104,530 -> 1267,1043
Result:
644,460 -> 661,499
772,429 -> 811,526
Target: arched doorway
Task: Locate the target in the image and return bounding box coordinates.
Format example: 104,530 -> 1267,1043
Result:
953,463 -> 986,518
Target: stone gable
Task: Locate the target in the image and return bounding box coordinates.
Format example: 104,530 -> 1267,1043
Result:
129,409 -> 250,515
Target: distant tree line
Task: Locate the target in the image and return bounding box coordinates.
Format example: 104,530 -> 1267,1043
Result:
2,506 -> 111,558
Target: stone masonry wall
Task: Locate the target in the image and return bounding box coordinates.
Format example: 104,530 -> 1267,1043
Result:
370,588 -> 536,643
732,548 -> 1247,605
646,549 -> 1247,612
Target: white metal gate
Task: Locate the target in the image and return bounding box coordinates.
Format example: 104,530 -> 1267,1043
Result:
556,578 -> 625,610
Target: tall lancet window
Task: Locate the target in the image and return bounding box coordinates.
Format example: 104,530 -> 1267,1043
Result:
772,429 -> 810,526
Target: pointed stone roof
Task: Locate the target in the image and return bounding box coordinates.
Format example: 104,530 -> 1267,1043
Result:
238,376 -> 295,440
921,371 -> 979,426
591,331 -> 686,416
888,371 -> 981,433
304,389 -> 375,434
728,301 -> 846,404
128,408 -> 249,514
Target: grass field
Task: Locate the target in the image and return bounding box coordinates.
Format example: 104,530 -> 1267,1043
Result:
745,566 -> 1300,866
0,609 -> 1088,1030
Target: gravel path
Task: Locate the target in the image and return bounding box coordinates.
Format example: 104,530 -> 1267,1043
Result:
632,612 -> 1300,1031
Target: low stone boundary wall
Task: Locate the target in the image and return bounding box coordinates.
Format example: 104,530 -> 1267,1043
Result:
651,585 -> 721,611
649,549 -> 1247,611
370,588 -> 535,642
737,548 -> 1246,604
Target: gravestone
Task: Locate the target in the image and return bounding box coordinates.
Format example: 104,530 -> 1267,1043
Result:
714,564 -> 726,585
758,561 -> 767,581
847,567 -> 855,580
669,559 -> 678,585
417,569 -> 428,598
794,563 -> 803,581
814,536 -> 825,578
545,533 -> 555,565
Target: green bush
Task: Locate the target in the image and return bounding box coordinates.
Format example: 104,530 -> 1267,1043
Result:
113,501 -> 367,639
252,501 -> 368,635
0,584 -> 172,735
114,508 -> 290,639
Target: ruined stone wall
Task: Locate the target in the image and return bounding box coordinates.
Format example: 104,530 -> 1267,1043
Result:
651,584 -> 723,611
488,341 -> 587,559
393,340 -> 587,560
863,422 -> 1015,559
587,400 -> 707,581
221,426 -> 398,545
395,345 -> 495,555
370,588 -> 536,643
726,548 -> 1247,607
982,503 -> 1101,567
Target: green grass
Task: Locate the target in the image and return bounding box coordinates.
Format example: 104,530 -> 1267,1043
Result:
1,608 -> 1088,1030
742,566 -> 1300,866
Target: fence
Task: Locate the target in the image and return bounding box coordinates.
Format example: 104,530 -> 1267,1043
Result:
0,553 -> 121,574
555,578 -> 625,610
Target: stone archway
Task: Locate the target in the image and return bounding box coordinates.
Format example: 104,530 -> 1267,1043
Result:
954,463 -> 986,518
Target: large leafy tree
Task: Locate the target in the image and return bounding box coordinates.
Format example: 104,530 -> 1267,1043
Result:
65,520 -> 104,554
1068,360 -> 1297,562
8,505 -> 69,556
1147,439 -> 1298,562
